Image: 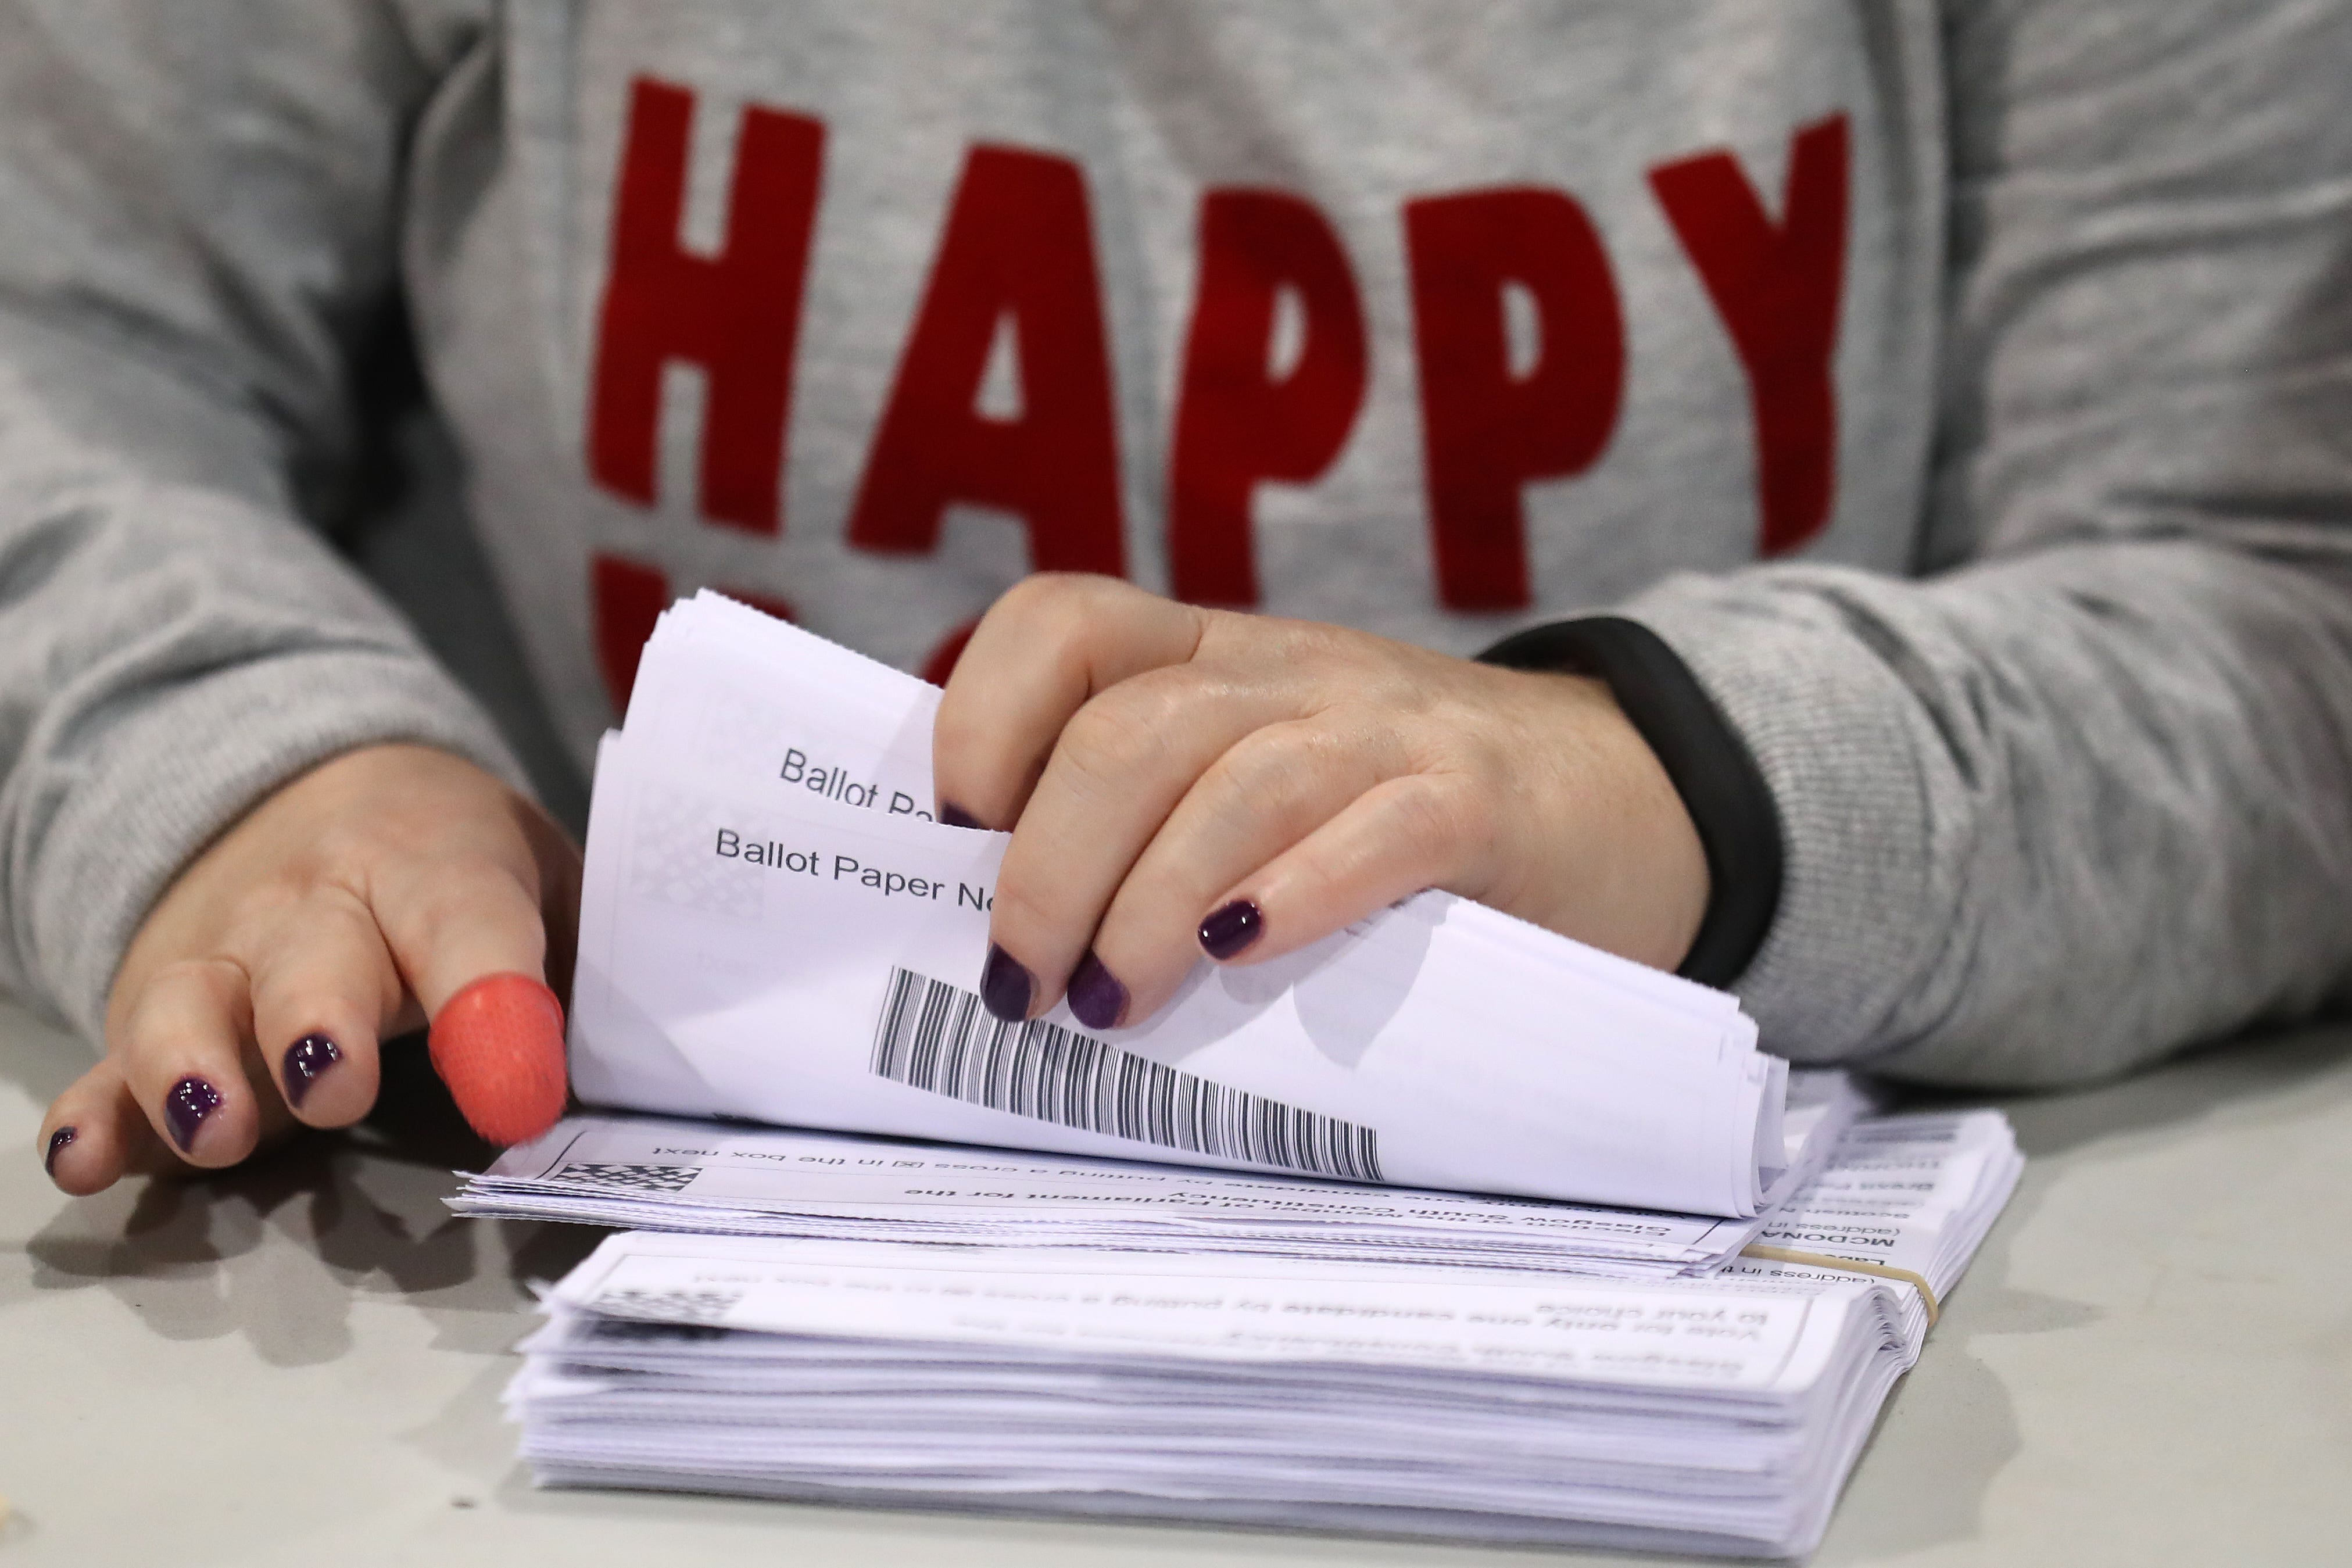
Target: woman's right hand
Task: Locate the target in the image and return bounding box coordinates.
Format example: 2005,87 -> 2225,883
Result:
35,743 -> 581,1193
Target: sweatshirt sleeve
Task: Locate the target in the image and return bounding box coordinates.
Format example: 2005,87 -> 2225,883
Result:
1613,0 -> 2352,1087
0,0 -> 521,1044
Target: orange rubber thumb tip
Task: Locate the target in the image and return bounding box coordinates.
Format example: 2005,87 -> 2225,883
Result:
428,972 -> 569,1147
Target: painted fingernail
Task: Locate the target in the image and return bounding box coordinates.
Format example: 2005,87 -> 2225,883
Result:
1199,899 -> 1265,961
44,1126 -> 76,1178
980,943 -> 1034,1022
938,802 -> 983,829
164,1075 -> 223,1154
1066,950 -> 1129,1032
282,1032 -> 343,1109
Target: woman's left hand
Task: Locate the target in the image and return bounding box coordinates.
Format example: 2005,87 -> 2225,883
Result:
932,574 -> 1711,1031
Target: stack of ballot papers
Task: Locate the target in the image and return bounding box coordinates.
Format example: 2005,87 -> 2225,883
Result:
501,591 -> 2029,1556
503,1109 -> 2021,1559
454,1063 -> 1867,1280
569,592 -> 1801,1216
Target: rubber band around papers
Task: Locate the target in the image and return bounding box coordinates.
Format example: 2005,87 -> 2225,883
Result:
1738,1245 -> 1941,1327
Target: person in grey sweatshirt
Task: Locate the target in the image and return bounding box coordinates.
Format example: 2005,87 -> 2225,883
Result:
12,0 -> 2352,1193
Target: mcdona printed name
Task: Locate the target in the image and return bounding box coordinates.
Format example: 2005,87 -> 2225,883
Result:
715,830 -> 979,905
781,747 -> 933,819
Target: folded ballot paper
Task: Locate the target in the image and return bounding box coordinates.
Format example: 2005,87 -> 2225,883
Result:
504,1109 -> 2022,1559
572,593 -> 1805,1216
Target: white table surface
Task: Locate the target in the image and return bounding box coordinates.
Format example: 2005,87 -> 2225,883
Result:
4,996 -> 2348,1567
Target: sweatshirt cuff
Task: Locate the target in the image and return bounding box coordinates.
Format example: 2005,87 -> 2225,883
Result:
1601,574 -> 1944,1064
24,650 -> 526,1044
1479,615 -> 1783,989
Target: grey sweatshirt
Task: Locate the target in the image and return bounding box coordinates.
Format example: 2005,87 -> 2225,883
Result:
2,0 -> 2349,1086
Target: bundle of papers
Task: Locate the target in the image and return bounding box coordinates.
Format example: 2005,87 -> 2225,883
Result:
506,1109 -> 2021,1559
571,593 -> 1798,1215
1731,1108 -> 2024,1316
507,590 -> 2026,1556
454,1064 -> 1868,1280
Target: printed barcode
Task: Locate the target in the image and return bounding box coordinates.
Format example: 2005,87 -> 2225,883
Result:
554,1161 -> 700,1194
871,966 -> 1384,1183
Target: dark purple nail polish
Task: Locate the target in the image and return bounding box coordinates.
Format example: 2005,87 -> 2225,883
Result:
980,944 -> 1034,1022
939,802 -> 983,829
1199,899 -> 1264,961
282,1032 -> 343,1109
1066,950 -> 1129,1032
164,1075 -> 223,1154
44,1126 -> 75,1178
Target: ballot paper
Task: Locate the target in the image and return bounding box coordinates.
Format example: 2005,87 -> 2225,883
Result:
451,1068 -> 1870,1280
504,1108 -> 2021,1559
570,593 -> 1791,1216
1734,1107 -> 2024,1314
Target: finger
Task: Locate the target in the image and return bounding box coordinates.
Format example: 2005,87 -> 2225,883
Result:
370,856 -> 565,1144
1199,772 -> 1497,968
371,855 -> 549,1016
985,663 -> 1297,1020
38,1057 -> 158,1196
933,575 -> 1207,829
245,889 -> 401,1130
1074,717 -> 1398,1028
116,958 -> 264,1168
429,973 -> 568,1146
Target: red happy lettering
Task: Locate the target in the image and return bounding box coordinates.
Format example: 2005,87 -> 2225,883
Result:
846,145 -> 1125,575
1404,188 -> 1624,611
1166,190 -> 1368,606
588,78 -> 824,535
1650,114 -> 1849,556
590,552 -> 671,708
